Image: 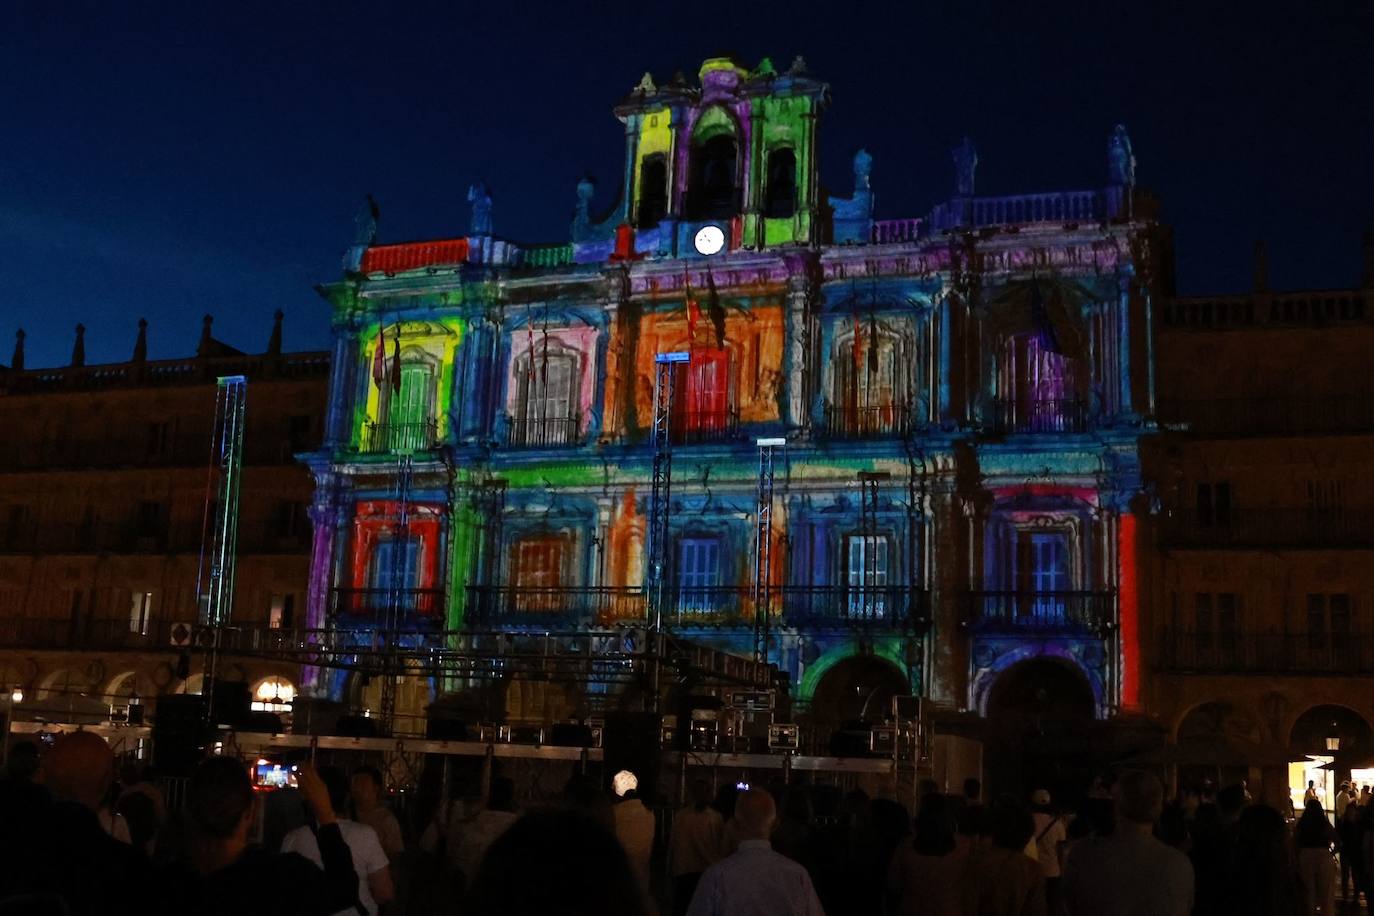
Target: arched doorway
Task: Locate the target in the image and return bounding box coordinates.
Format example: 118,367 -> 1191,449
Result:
353,667 -> 434,736
984,657 -> 1097,801
1290,705 -> 1374,813
1174,701 -> 1266,791
808,654 -> 909,755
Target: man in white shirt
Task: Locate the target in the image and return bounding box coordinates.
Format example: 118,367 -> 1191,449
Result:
612,770 -> 657,894
282,766 -> 394,916
687,788 -> 824,916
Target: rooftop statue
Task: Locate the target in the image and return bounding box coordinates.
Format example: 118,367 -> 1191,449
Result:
952,137 -> 977,196
1108,125 -> 1136,187
353,193 -> 380,247
853,148 -> 873,191
468,181 -> 494,236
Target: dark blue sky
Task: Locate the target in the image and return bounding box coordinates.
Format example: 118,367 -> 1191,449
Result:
2,0 -> 1370,368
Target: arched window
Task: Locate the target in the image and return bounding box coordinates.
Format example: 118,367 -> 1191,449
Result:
764,148 -> 797,218
830,326 -> 908,437
687,124 -> 739,220
377,350 -> 438,451
637,155 -> 668,229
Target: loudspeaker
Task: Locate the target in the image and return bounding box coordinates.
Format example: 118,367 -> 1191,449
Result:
426,717 -> 469,741
152,694 -> 207,777
203,679 -> 250,727
603,711 -> 662,800
336,714 -> 380,737
548,723 -> 593,747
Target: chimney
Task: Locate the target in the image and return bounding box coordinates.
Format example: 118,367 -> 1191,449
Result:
1253,239 -> 1269,293
10,329 -> 23,371
267,310 -> 283,355
197,314 -> 213,357
132,318 -> 148,363
71,324 -> 86,367
1363,228 -> 1373,289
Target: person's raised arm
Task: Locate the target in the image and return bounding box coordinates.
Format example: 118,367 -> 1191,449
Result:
296,765 -> 361,914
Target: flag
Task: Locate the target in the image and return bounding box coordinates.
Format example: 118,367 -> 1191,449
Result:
684,269 -> 700,345
851,310 -> 864,369
526,323 -> 536,380
390,330 -> 402,391
867,310 -> 880,375
371,331 -> 385,388
706,269 -> 725,348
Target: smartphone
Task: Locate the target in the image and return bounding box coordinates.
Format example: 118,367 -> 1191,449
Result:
735,781 -> 750,791
254,762 -> 297,789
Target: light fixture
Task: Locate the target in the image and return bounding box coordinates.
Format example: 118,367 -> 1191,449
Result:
1327,735 -> 1341,752
9,686 -> 22,704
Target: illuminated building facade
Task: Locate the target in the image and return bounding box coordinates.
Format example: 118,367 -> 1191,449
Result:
0,316 -> 326,726
308,56 -> 1164,748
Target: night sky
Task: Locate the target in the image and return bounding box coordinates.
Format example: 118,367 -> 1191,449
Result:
2,1 -> 1370,368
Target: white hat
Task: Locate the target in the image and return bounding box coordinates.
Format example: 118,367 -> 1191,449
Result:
1032,789 -> 1052,806
612,769 -> 638,797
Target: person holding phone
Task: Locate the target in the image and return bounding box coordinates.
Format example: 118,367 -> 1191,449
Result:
158,758 -> 360,915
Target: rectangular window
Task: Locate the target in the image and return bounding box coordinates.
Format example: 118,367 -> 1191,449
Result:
129,591 -> 153,635
1016,531 -> 1070,620
135,501 -> 165,539
1217,592 -> 1238,651
677,538 -> 722,614
676,348 -> 732,439
146,422 -> 172,458
513,537 -> 564,613
1197,482 -> 1231,527
846,535 -> 889,617
517,351 -> 577,446
1195,593 -> 1214,650
382,362 -> 435,449
268,593 -> 295,629
1331,594 -> 1351,641
369,538 -> 422,591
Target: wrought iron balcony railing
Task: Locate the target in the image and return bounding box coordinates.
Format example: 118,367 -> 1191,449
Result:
967,590 -> 1115,634
359,420 -> 439,454
1158,396 -> 1374,437
0,617 -> 178,651
991,398 -> 1088,435
330,588 -> 445,620
1157,628 -> 1374,675
1160,509 -> 1374,550
673,408 -> 741,445
464,584 -> 929,630
822,403 -> 913,439
506,416 -> 580,448
465,586 -> 645,626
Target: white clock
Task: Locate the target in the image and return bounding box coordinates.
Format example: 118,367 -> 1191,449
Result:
693,224 -> 725,256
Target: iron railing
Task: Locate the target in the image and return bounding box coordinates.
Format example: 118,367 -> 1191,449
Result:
1159,509 -> 1374,550
465,586 -> 645,626
991,397 -> 1088,434
822,403 -> 913,439
506,416 -> 580,448
673,409 -> 741,445
1158,396 -> 1374,437
780,585 -> 930,628
359,420 -> 439,454
330,588 -> 445,619
1157,628 -> 1374,675
0,617 -> 179,651
967,590 -> 1115,634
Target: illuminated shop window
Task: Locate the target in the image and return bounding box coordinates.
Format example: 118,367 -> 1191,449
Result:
251,677 -> 295,712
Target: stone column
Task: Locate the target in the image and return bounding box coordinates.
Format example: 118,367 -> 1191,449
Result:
784,271 -> 812,432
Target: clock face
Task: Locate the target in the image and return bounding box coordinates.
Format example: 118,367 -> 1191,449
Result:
694,224 -> 725,256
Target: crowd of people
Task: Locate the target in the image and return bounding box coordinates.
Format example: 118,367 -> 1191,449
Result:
0,732 -> 1365,916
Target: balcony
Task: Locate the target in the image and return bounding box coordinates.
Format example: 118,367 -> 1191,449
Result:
330,588 -> 445,622
780,585 -> 929,629
822,403 -> 913,440
359,420 -> 439,454
1158,628 -> 1374,675
466,586 -> 645,627
1160,509 -> 1374,550
991,398 -> 1088,435
506,416 -> 580,449
1158,396 -> 1374,437
0,617 -> 177,651
672,408 -> 740,445
967,591 -> 1115,635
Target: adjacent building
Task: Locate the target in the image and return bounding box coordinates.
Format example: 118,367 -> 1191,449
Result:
0,314 -> 327,726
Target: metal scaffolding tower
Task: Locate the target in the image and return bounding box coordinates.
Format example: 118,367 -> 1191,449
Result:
195,375 -> 247,726
379,455 -> 413,735
646,352 -> 688,631
753,437 -> 785,667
